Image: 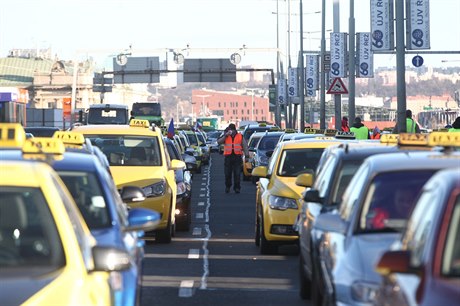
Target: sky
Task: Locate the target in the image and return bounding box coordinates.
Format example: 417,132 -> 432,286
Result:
1,0 -> 459,72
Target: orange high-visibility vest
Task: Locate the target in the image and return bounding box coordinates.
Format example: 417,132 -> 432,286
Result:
224,133 -> 243,155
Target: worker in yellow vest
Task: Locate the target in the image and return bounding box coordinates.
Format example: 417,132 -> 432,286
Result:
393,109 -> 421,133
449,117 -> 460,132
217,123 -> 250,193
350,117 -> 370,140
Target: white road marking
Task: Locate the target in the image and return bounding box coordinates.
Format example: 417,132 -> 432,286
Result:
192,227 -> 202,235
188,249 -> 200,259
200,188 -> 206,191
199,193 -> 205,197
178,280 -> 194,297
196,213 -> 204,219
198,201 -> 205,206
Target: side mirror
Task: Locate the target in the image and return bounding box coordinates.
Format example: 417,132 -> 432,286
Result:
126,208 -> 160,232
92,246 -> 131,272
314,213 -> 347,235
376,250 -> 412,276
186,161 -> 198,171
120,186 -> 146,203
170,159 -> 186,170
252,166 -> 268,178
296,173 -> 314,187
304,189 -> 322,203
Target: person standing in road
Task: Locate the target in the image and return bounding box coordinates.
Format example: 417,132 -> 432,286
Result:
449,117 -> 460,132
341,116 -> 350,132
371,126 -> 381,139
393,109 -> 421,133
350,117 -> 370,140
217,123 -> 249,194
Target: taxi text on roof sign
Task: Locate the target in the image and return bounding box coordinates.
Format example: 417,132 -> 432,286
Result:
23,137 -> 66,154
380,134 -> 399,144
398,133 -> 428,146
304,128 -> 317,134
335,131 -> 355,139
0,123 -> 26,148
428,132 -> 460,147
53,131 -> 85,145
129,119 -> 150,128
324,129 -> 337,136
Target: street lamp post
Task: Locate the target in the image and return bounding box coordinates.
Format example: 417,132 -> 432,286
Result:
320,0 -> 326,129
299,0 -> 305,132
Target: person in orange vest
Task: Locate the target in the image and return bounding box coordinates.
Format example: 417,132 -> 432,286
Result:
371,126 -> 381,139
217,123 -> 250,193
341,116 -> 350,132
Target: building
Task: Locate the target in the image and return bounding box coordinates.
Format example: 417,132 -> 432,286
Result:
191,89 -> 272,126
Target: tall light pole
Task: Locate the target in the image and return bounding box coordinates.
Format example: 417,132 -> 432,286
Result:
299,0 -> 305,132
348,0 -> 356,125
320,0 -> 326,129
395,0 -> 407,132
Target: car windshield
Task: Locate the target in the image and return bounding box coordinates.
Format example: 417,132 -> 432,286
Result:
248,136 -> 262,150
277,148 -> 324,177
59,171 -> 111,229
131,103 -> 161,116
207,131 -> 221,139
87,135 -> 162,166
257,135 -> 281,151
87,108 -> 128,125
0,187 -> 65,270
186,133 -> 199,146
358,170 -> 436,233
196,133 -> 205,145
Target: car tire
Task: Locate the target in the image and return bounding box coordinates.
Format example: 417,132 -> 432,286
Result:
176,203 -> 191,231
196,165 -> 202,174
156,212 -> 173,243
259,217 -> 277,255
311,262 -> 323,306
251,176 -> 258,185
299,254 -> 312,300
255,214 -> 260,246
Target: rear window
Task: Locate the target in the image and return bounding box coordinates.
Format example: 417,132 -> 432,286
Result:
257,135 -> 281,151
131,103 -> 161,116
87,108 -> 128,125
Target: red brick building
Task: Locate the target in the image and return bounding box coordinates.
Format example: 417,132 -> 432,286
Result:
191,89 -> 272,126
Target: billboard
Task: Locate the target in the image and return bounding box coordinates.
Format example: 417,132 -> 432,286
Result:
370,0 -> 394,51
287,67 -> 298,97
406,0 -> 430,50
356,33 -> 374,78
277,79 -> 286,106
330,32 -> 348,78
305,55 -> 319,97
113,56 -> 160,84
184,58 -> 236,82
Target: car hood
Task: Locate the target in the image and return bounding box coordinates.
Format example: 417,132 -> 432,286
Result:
354,233 -> 401,281
271,176 -> 304,200
110,166 -> 165,187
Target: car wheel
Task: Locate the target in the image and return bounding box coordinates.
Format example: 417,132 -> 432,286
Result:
196,165 -> 202,174
176,203 -> 191,231
299,254 -> 312,300
156,212 -> 173,243
259,217 -> 277,255
251,176 -> 258,185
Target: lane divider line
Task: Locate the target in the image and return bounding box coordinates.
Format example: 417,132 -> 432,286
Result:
188,249 -> 200,259
178,280 -> 194,298
196,212 -> 204,219
192,227 -> 202,235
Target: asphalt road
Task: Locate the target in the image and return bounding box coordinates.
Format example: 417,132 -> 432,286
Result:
141,152 -> 308,306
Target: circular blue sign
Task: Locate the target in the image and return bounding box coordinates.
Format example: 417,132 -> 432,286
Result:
412,55 -> 424,67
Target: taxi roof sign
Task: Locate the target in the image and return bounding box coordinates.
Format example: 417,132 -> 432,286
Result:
304,128 -> 317,134
22,138 -> 66,154
129,119 -> 150,128
53,131 -> 85,145
428,132 -> 460,147
324,129 -> 337,137
380,134 -> 399,144
0,123 -> 26,148
335,131 -> 355,139
398,133 -> 428,146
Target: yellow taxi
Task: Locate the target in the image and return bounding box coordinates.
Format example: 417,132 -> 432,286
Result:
251,138 -> 342,254
0,146 -> 130,305
73,119 -> 185,243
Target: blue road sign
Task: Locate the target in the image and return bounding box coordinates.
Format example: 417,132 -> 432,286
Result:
412,55 -> 424,67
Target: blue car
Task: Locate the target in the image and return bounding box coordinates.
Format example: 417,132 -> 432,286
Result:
0,138 -> 160,306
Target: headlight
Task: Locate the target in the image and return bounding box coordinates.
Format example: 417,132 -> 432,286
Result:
177,181 -> 187,195
268,195 -> 298,210
351,281 -> 379,303
142,180 -> 166,197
